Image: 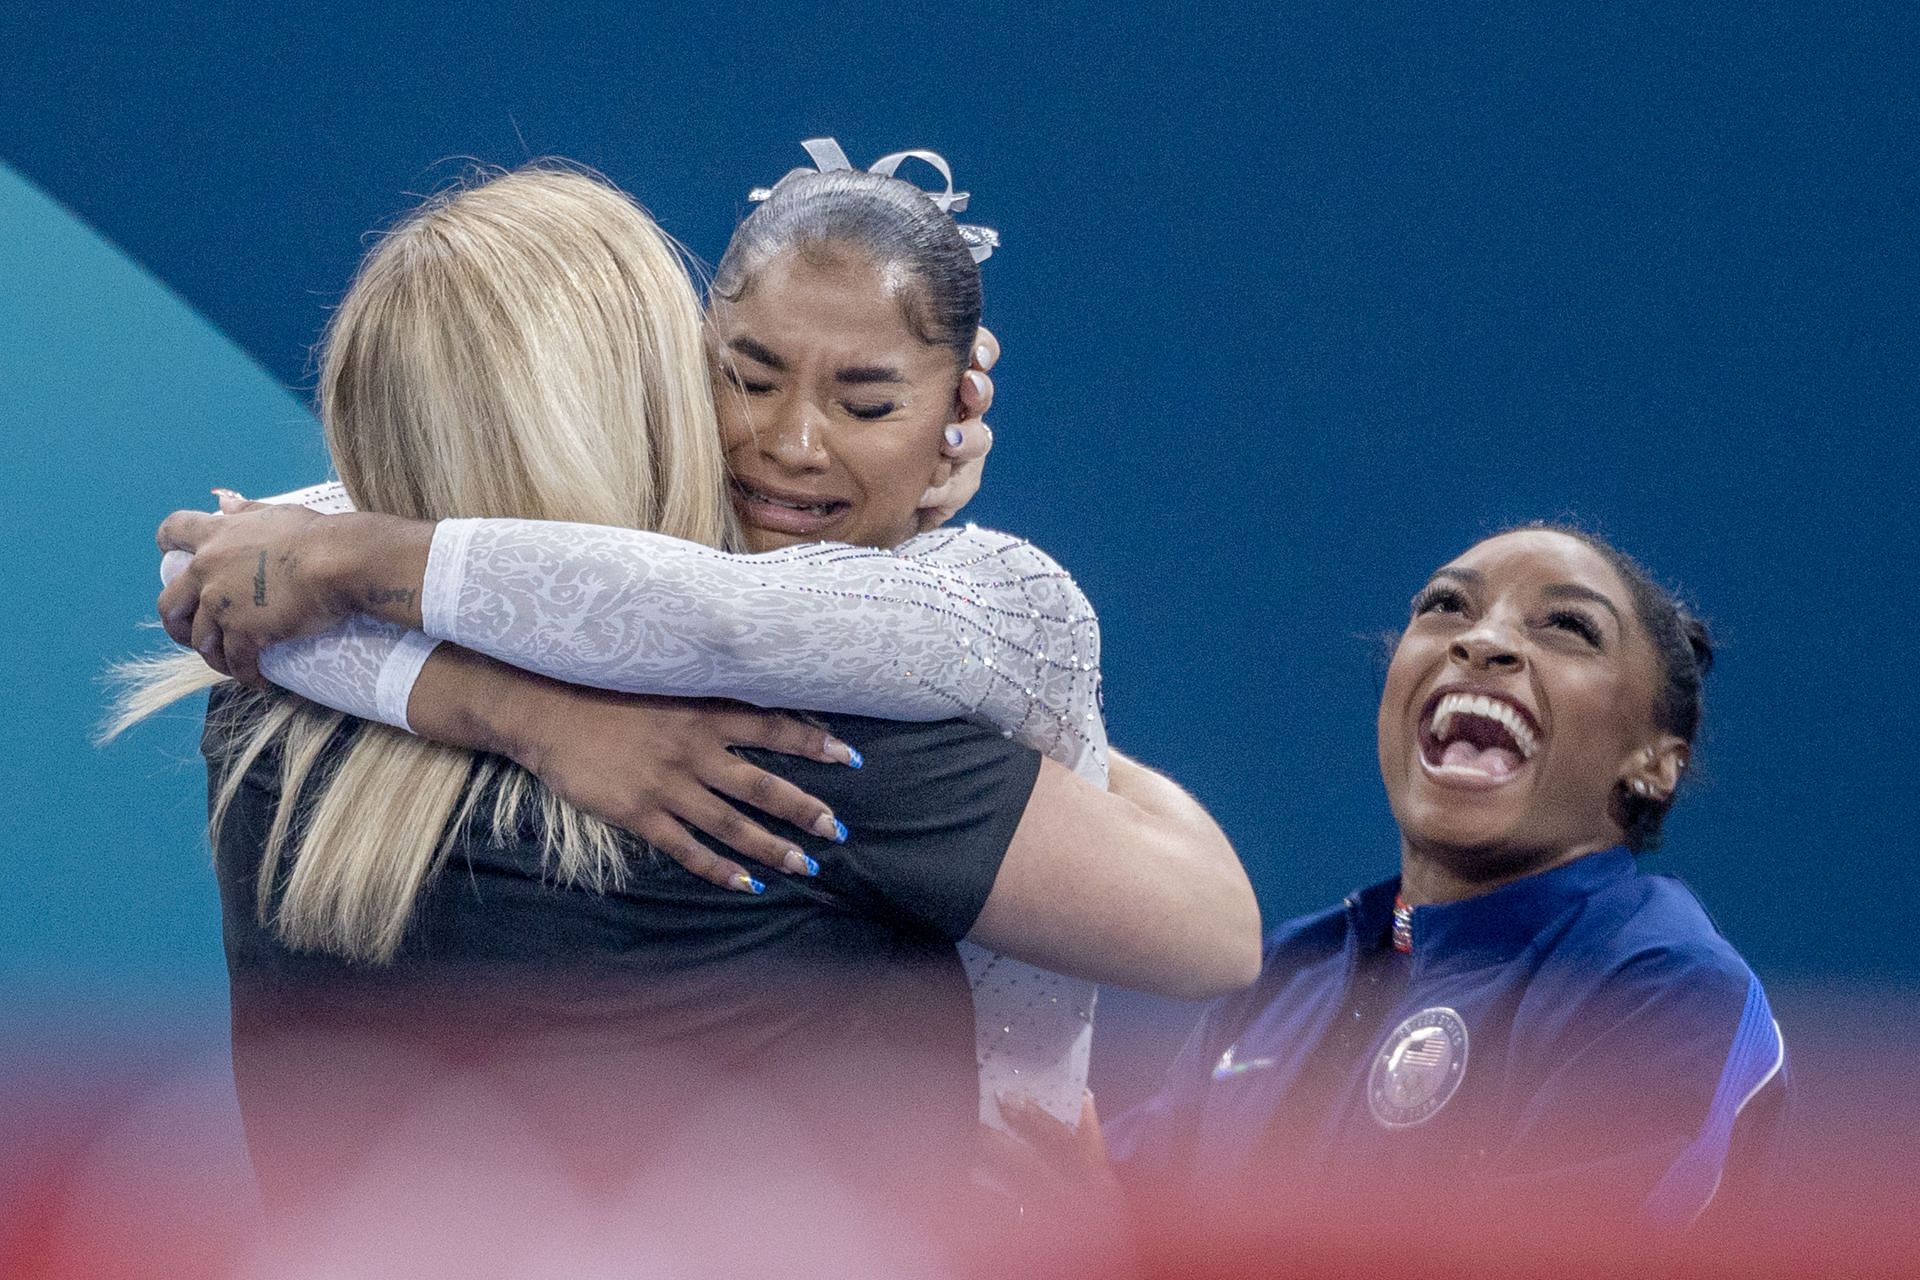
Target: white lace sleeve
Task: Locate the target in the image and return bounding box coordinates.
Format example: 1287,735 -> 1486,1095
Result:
257,616 -> 441,731
159,481 -> 438,732
422,517 -> 1109,782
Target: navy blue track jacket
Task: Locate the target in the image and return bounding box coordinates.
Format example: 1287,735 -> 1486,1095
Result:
1108,847 -> 1786,1230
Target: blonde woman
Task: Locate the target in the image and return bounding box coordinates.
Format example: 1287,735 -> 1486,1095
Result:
128,162 -> 1257,1201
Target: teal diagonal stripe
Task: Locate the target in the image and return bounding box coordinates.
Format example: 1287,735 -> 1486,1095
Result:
0,160 -> 327,1000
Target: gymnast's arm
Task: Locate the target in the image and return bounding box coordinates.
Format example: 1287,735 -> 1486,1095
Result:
155,489 -> 1109,893
158,498 -> 1106,775
975,750 -> 1260,999
419,653 -> 1257,996
789,721 -> 1258,1001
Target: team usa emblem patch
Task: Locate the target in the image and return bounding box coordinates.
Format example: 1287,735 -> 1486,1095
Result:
1368,1007 -> 1469,1129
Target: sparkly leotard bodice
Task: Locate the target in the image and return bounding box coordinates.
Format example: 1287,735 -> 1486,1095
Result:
196,482 -> 1108,1128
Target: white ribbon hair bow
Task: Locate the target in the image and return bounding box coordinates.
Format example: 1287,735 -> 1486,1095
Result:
747,137 -> 1000,264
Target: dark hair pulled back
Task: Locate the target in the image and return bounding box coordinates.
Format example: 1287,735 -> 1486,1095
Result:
1513,522 -> 1714,853
710,168 -> 982,372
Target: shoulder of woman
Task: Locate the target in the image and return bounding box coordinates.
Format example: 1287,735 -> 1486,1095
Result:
202,684 -> 271,776
896,522 -> 1064,569
1597,871 -> 1761,981
1547,901 -> 1762,1037
897,523 -> 1098,613
200,686 -> 364,793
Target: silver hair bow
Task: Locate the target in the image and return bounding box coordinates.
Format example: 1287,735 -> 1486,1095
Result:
747,137 -> 1001,264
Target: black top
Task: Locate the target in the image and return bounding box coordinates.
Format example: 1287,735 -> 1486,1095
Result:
204,690 -> 1043,1207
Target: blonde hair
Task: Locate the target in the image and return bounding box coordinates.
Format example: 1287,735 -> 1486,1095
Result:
108,165 -> 734,961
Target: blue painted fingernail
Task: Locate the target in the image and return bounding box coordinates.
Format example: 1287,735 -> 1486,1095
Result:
944,425 -> 964,448
803,854 -> 819,876
729,872 -> 766,895
782,849 -> 819,877
846,745 -> 864,770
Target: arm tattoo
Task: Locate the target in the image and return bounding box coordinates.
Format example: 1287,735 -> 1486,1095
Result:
253,551 -> 268,606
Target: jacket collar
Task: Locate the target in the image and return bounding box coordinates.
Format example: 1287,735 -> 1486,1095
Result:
1344,846 -> 1637,980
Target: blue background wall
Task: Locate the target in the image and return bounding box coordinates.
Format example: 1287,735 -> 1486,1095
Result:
3,2 -> 1916,1098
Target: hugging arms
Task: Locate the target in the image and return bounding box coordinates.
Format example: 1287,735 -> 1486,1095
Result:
155,491 -> 1262,1000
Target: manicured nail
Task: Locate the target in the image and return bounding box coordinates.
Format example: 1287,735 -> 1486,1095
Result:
965,370 -> 989,399
728,872 -> 766,894
825,737 -> 863,768
944,424 -> 964,449
782,849 -> 820,877
844,744 -> 864,770
812,813 -> 848,843
210,487 -> 244,500
974,343 -> 991,369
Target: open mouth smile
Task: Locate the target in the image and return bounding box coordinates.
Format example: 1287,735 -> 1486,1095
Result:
1416,688 -> 1543,787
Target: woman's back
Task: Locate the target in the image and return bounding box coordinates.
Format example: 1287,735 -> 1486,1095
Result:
207,691 -> 1043,1207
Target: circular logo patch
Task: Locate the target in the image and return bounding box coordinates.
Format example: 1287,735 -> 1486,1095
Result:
1368,1007 -> 1469,1129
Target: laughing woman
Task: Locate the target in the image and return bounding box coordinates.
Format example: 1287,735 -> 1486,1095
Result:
1106,526 -> 1786,1239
